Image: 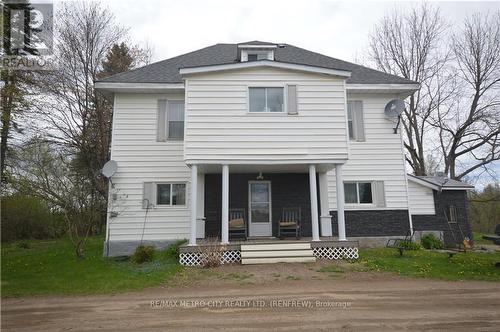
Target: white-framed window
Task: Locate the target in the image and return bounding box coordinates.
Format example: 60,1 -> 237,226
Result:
344,181 -> 373,204
346,100 -> 365,141
156,183 -> 186,206
167,101 -> 184,140
241,49 -> 274,62
157,100 -> 184,142
347,106 -> 354,140
249,87 -> 284,112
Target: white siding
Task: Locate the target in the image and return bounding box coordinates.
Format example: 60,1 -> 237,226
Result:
184,67 -> 348,164
408,180 -> 436,215
327,93 -> 409,210
106,83 -> 413,242
107,93 -> 191,241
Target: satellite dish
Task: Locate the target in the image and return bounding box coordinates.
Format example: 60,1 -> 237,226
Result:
101,160 -> 118,179
384,99 -> 405,134
384,99 -> 405,118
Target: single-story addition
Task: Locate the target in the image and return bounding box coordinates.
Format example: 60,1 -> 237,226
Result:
95,41 -> 474,265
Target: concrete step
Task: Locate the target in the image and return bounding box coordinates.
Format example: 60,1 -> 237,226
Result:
242,256 -> 316,265
241,249 -> 314,258
240,243 -> 311,251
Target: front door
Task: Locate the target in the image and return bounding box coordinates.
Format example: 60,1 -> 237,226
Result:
248,181 -> 272,237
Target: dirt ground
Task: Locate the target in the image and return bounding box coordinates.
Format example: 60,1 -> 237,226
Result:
2,261 -> 500,331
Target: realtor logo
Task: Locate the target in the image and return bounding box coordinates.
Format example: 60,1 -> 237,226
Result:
1,0 -> 53,70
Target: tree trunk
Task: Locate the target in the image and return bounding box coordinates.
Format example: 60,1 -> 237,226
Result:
0,73 -> 15,183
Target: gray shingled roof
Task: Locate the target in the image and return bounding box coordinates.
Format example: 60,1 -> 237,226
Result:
99,42 -> 418,85
409,175 -> 474,189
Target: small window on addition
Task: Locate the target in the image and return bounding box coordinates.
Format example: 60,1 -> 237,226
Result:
448,205 -> 457,223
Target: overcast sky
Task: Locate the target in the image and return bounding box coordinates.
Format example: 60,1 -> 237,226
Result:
97,0 -> 498,185
100,0 -> 500,64
50,0 -> 498,185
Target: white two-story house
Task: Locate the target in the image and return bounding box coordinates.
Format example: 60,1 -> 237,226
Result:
95,41 -> 473,265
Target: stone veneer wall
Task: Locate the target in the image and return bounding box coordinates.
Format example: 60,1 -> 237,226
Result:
330,210 -> 410,237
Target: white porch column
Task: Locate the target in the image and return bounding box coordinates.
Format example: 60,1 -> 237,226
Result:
221,165 -> 229,244
309,164 -> 320,241
318,172 -> 332,236
189,165 -> 198,246
335,164 -> 347,241
196,172 -> 205,239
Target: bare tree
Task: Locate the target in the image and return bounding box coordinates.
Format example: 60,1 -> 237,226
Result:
430,13 -> 500,180
23,1 -> 151,247
369,4 -> 448,175
11,138 -> 101,257
30,1 -> 130,235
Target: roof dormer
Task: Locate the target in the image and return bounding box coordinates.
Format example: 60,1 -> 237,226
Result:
238,41 -> 278,62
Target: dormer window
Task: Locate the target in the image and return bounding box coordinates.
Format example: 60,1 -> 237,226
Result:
238,43 -> 277,62
247,54 -> 258,61
241,49 -> 274,62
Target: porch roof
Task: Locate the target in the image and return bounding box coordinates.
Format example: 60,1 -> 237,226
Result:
195,163 -> 338,174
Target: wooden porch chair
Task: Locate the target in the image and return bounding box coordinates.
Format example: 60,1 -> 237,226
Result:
278,207 -> 301,239
229,208 -> 247,239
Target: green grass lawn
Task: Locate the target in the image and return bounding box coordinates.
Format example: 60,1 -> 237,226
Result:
1,236 -> 183,297
473,232 -> 491,245
359,248 -> 500,281
3,237 -> 499,298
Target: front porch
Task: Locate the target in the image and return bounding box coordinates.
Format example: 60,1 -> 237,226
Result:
183,163 -> 354,266
179,237 -> 359,266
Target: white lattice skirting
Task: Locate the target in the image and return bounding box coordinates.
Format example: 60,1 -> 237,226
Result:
179,250 -> 242,266
312,246 -> 359,260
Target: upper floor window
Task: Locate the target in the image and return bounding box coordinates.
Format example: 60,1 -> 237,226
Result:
347,100 -> 365,142
167,101 -> 185,140
249,87 -> 284,112
157,100 -> 184,141
347,107 -> 354,139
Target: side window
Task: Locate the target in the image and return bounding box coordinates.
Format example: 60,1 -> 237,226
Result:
346,100 -> 365,142
344,181 -> 373,204
142,182 -> 186,208
156,183 -> 186,206
157,184 -> 171,205
249,87 -> 284,112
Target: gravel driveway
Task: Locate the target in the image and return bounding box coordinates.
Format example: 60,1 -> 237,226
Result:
2,263 -> 500,331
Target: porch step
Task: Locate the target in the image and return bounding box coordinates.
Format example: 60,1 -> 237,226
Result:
242,257 -> 316,264
241,243 -> 311,251
242,250 -> 314,258
240,242 -> 316,265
